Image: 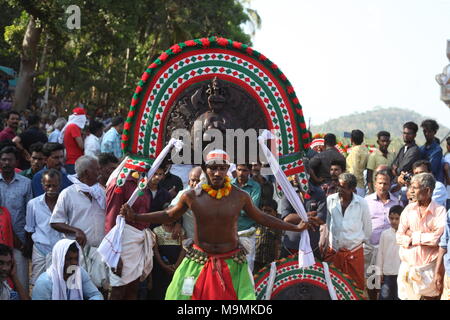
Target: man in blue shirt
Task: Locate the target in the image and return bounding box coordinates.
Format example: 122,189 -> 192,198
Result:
0,146 -> 33,292
231,164 -> 261,272
32,142 -> 72,197
434,209 -> 450,299
420,119 -> 443,183
100,116 -> 124,159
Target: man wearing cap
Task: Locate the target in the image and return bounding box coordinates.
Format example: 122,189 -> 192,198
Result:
101,117 -> 124,160
120,149 -> 308,300
59,108 -> 87,174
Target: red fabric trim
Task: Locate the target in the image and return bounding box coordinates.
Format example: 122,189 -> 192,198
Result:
124,163 -> 147,172
191,245 -> 239,300
130,47 -> 303,154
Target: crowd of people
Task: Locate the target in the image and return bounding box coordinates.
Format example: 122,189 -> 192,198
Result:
0,106 -> 449,301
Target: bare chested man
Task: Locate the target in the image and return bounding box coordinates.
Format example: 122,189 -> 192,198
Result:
121,149 -> 306,300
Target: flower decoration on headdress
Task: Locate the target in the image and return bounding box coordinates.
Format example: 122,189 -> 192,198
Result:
335,142 -> 348,157
310,133 -> 325,153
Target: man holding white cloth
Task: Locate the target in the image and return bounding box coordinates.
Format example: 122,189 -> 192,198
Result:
104,170 -> 154,300
50,156 -> 108,293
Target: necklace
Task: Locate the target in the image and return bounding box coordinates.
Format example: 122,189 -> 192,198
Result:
202,176 -> 232,200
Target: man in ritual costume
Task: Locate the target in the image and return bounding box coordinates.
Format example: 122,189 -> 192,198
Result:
120,149 -> 308,300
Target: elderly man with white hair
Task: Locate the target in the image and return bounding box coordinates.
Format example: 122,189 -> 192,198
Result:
50,155 -> 108,294
396,172 -> 447,300
48,118 -> 67,143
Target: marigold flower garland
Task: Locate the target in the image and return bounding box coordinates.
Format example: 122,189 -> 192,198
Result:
202,176 -> 232,200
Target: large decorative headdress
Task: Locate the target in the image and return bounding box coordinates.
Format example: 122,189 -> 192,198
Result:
119,36 -> 311,188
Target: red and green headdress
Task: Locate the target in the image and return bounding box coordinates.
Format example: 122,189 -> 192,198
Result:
121,36 -> 311,180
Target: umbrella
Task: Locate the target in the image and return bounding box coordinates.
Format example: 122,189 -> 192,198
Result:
0,66 -> 16,78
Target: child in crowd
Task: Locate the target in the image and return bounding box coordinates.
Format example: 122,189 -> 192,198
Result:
376,205 -> 403,300
148,220 -> 186,300
254,199 -> 282,273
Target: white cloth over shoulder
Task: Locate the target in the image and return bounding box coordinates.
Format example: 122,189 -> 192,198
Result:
108,224 -> 154,287
47,239 -> 83,300
58,114 -> 86,144
67,175 -> 106,210
258,130 -> 314,268
98,215 -> 126,269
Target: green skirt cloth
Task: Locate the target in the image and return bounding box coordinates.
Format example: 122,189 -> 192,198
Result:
165,256 -> 256,300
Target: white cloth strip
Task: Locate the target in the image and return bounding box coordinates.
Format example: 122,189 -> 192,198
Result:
257,130 -> 315,268
67,175 -> 106,210
323,262 -> 338,300
126,138 -> 183,206
97,215 -> 125,269
265,261 -> 277,300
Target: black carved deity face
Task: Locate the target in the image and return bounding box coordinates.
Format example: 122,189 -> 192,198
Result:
206,77 -> 226,112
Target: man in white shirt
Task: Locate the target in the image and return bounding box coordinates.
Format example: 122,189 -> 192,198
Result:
25,169 -> 63,286
50,156 -> 108,292
84,120 -> 104,159
325,172 -> 372,290
169,166 -> 202,239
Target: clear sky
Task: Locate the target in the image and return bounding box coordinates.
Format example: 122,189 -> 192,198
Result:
248,0 -> 450,128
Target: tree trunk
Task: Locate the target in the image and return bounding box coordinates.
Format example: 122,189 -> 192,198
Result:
13,16 -> 42,112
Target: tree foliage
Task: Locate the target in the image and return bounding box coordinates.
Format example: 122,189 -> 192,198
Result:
1,0 -> 258,115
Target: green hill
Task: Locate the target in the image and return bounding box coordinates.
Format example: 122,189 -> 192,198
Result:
310,107 -> 450,153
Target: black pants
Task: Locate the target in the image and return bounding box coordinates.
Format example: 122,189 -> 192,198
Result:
379,275 -> 399,300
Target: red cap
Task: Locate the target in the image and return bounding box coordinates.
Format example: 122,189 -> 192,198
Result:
73,107 -> 86,115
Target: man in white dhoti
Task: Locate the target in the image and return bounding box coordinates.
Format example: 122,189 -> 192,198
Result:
50,156 -> 108,294
104,164 -> 155,300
